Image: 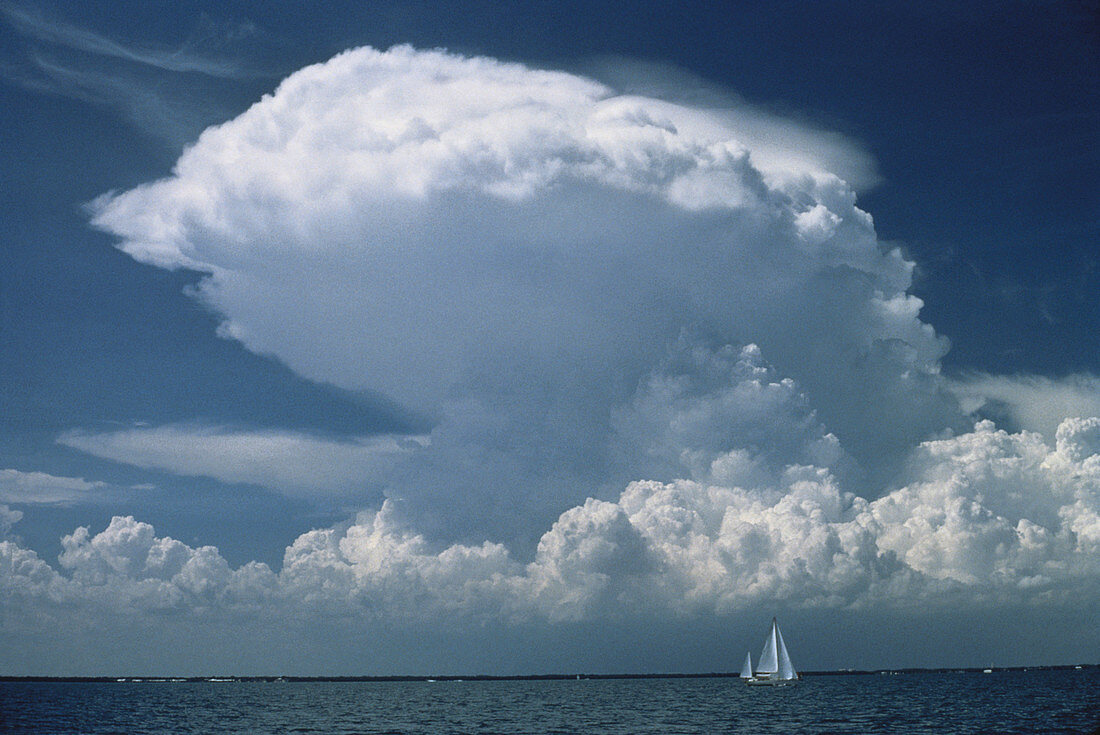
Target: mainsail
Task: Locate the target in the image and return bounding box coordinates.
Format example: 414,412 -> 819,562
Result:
740,651 -> 753,679
757,618 -> 779,675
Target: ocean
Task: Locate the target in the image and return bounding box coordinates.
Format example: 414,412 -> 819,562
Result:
2,668 -> 1097,734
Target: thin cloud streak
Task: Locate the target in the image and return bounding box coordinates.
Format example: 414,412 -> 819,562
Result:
59,425 -> 430,502
0,3 -> 254,78
24,54 -> 220,145
950,372 -> 1100,441
0,469 -> 112,505
0,4 -> 270,146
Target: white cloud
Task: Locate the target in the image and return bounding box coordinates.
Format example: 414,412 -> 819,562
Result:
281,501 -> 519,620
0,504 -> 22,538
610,339 -> 849,486
4,397 -> 1099,676
49,514 -> 277,612
18,44 -> 1095,670
872,421 -> 1087,587
88,45 -> 962,543
5,417 -> 1099,632
578,56 -> 882,191
0,540 -> 64,599
0,468 -> 109,504
521,497 -> 656,622
58,426 -> 428,501
950,372 -> 1100,441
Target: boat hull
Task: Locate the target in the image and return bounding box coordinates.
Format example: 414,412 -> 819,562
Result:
745,677 -> 798,686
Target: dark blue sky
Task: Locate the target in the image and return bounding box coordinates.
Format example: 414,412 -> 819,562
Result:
0,1 -> 1097,674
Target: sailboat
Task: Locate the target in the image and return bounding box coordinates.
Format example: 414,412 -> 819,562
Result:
744,617 -> 798,686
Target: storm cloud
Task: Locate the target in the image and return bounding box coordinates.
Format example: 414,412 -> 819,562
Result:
4,46 -> 1096,673
86,45 -> 969,543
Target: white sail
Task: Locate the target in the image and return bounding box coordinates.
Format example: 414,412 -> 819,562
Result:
744,617 -> 799,685
757,618 -> 779,675
776,623 -> 797,680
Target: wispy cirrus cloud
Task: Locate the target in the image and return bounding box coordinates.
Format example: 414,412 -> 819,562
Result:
1,3 -> 255,78
0,3 -> 267,145
19,54 -> 223,145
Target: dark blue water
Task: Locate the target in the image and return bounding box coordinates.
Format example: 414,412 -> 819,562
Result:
2,669 -> 1097,734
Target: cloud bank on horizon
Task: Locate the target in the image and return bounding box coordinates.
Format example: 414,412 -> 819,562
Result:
3,414 -> 1099,652
3,46 -> 1098,670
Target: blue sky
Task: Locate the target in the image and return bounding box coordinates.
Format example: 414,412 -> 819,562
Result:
1,1 -> 1097,675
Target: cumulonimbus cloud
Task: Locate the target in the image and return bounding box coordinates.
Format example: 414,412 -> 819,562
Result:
86,45 -> 970,542
12,46 -> 1096,669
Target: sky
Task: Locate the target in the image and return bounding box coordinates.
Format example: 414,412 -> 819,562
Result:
1,1 -> 1098,676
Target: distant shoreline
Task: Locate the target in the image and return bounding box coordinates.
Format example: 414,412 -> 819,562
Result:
2,665 -> 1095,683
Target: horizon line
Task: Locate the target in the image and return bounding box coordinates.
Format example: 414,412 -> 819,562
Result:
3,664 -> 1096,682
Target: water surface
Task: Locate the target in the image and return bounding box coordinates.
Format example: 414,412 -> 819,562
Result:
3,669 -> 1097,734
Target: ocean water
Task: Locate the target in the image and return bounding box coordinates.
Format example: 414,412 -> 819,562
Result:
2,669 -> 1098,734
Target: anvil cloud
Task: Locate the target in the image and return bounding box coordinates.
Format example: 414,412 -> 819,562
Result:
86,45 -> 964,542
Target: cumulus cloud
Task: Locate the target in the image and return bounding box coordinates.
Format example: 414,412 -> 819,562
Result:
873,420 -> 1096,588
0,510 -> 276,622
4,417 -> 1099,633
0,504 -> 22,538
88,45 -> 964,543
611,339 -> 850,486
54,515 -> 277,610
58,426 -> 427,501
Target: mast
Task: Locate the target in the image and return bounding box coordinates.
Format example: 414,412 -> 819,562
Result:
757,617 -> 779,675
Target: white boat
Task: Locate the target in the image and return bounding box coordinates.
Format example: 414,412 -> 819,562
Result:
739,651 -> 754,680
745,617 -> 799,686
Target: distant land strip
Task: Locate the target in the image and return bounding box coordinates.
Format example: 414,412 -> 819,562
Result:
2,665 -> 1096,683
